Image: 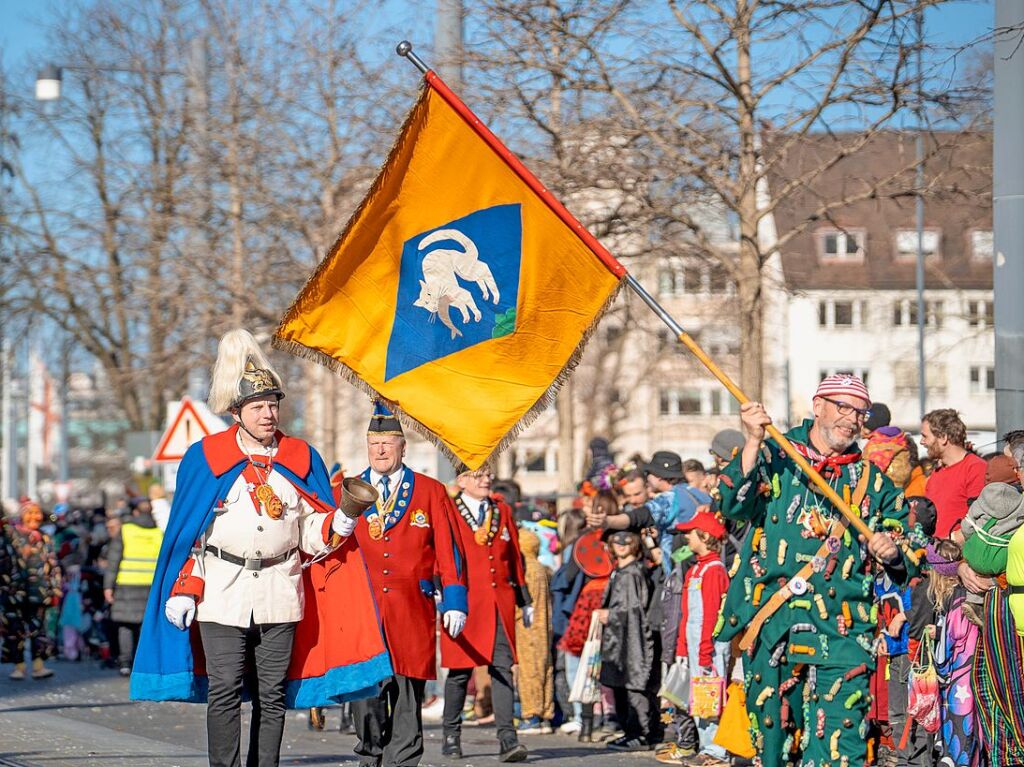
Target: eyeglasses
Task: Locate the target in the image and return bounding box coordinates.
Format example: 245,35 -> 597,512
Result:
819,396 -> 872,421
463,471 -> 493,480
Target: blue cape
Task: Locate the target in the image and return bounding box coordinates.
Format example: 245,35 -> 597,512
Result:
130,430 -> 392,707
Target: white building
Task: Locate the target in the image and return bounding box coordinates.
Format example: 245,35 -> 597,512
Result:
762,132 -> 994,435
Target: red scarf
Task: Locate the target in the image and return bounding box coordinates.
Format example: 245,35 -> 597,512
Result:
790,440 -> 861,479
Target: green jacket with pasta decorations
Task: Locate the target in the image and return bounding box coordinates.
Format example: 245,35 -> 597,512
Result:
714,419 -> 915,668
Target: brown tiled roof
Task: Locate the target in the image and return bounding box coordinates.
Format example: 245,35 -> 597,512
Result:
766,131 -> 991,291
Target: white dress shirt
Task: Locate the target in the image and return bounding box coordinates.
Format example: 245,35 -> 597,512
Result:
369,467 -> 405,503
190,440 -> 330,627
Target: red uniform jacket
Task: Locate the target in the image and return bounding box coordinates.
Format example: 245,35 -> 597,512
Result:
354,466 -> 467,680
440,493 -> 529,670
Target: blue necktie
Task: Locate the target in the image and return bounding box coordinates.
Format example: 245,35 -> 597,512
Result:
380,475 -> 390,502
479,502 -> 487,526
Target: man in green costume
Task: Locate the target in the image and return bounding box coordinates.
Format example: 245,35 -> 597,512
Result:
716,374 -> 914,767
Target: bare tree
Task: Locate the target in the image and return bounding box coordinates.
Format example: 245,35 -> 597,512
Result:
472,0 -> 988,403
3,0 -> 399,432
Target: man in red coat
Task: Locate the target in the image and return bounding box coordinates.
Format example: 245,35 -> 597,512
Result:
350,404 -> 469,767
440,465 -> 532,763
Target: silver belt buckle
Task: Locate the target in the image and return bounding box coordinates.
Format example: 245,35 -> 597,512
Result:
244,556 -> 262,571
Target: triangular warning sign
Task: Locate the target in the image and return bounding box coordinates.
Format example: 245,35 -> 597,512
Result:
152,396 -> 227,463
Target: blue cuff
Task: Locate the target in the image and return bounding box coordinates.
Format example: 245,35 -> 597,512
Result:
442,584 -> 468,615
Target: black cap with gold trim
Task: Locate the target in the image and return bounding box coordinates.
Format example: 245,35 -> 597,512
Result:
368,401 -> 403,436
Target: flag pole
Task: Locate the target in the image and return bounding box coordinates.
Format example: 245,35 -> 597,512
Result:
395,42 -> 890,547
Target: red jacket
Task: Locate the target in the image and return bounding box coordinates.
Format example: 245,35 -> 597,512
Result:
440,494 -> 529,669
675,552 -> 729,667
354,467 -> 467,680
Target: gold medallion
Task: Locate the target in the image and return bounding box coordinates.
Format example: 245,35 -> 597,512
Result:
474,526 -> 489,546
255,484 -> 283,519
368,517 -> 384,540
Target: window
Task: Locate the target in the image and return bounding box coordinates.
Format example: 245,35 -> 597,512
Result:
523,450 -> 550,473
969,365 -> 995,394
893,299 -> 943,328
967,300 -> 994,328
819,368 -> 871,389
893,362 -> 947,397
684,265 -> 703,293
818,299 -> 865,329
659,387 -> 702,417
833,301 -> 853,327
894,229 -> 941,261
708,264 -> 731,294
660,263 -> 736,295
971,230 -> 993,262
817,228 -> 865,262
710,389 -> 739,415
658,269 -> 681,296
605,325 -> 623,344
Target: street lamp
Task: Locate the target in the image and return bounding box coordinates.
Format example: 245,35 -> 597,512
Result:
35,65 -> 63,103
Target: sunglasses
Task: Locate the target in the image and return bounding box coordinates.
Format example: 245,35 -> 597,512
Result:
819,396 -> 872,421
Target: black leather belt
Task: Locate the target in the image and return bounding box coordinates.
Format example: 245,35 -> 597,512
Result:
1010,585 -> 1024,595
206,545 -> 298,571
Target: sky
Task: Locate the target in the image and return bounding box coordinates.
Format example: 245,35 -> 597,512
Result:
0,0 -> 995,73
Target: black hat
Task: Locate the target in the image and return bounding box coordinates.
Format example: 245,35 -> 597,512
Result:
233,357 -> 285,409
864,403 -> 891,433
641,450 -> 685,480
907,496 -> 937,537
368,401 -> 403,436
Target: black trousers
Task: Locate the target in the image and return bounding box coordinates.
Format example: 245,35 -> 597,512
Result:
199,620 -> 296,767
351,673 -> 426,767
442,619 -> 517,745
612,685 -> 656,743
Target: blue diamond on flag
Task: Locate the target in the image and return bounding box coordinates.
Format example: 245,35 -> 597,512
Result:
384,204 -> 523,381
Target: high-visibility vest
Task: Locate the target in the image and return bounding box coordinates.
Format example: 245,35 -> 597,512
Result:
116,523 -> 163,587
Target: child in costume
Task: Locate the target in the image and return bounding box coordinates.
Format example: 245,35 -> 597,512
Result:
658,511 -> 730,766
595,529 -> 657,752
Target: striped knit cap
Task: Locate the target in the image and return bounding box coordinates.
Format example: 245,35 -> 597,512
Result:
813,373 -> 870,406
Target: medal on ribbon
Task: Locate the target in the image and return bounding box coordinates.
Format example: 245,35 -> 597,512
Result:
255,483 -> 284,519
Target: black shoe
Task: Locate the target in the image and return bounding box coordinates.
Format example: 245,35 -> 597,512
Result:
498,737 -> 528,762
607,736 -> 650,752
442,733 -> 463,759
578,718 -> 594,743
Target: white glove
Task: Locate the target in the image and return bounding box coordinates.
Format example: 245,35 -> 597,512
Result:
522,605 -> 535,628
165,595 -> 196,631
443,610 -> 467,638
331,513 -> 357,538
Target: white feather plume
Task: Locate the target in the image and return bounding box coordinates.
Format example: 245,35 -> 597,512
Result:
208,329 -> 283,414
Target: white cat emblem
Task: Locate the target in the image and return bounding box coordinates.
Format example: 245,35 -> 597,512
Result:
413,228 -> 500,339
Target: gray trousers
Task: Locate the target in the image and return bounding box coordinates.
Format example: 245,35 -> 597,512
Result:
351,673 -> 427,767
442,619 -> 517,745
199,620 -> 296,767
888,653 -> 936,767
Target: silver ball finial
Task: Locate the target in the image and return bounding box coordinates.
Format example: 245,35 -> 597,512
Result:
396,41 -> 412,57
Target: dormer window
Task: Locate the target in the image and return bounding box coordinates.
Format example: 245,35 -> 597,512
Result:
970,230 -> 993,262
894,229 -> 941,261
817,228 -> 865,262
